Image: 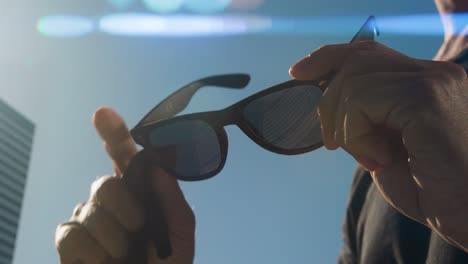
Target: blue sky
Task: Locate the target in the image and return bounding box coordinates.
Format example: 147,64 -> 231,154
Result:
0,0 -> 444,263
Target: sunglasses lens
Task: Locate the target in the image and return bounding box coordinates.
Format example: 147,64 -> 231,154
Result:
148,120 -> 222,180
243,84 -> 322,152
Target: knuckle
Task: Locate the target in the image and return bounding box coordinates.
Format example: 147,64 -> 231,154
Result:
408,67 -> 466,124
76,203 -> 129,258
439,60 -> 466,78
317,99 -> 331,127
55,222 -> 81,250
425,60 -> 466,88
55,222 -> 108,263
76,202 -> 101,224
91,175 -> 144,232
91,175 -> 121,203
72,202 -> 85,218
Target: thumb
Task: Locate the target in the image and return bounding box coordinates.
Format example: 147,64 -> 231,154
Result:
93,107 -> 137,176
93,107 -> 192,221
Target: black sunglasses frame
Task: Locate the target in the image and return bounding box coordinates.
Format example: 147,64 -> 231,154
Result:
130,15 -> 379,182
130,79 -> 325,181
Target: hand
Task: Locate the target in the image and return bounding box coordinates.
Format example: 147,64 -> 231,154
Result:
55,107 -> 195,263
290,41 -> 468,251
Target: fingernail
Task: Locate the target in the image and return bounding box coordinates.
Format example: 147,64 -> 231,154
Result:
288,66 -> 296,78
355,155 -> 381,172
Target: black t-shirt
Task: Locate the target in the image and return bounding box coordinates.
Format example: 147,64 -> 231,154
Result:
338,49 -> 468,264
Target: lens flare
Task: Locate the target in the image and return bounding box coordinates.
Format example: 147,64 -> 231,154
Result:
264,16 -> 365,35
99,13 -> 271,36
378,13 -> 468,35
37,15 -> 94,37
107,0 -> 136,9
143,0 -> 184,13
183,0 -> 232,13
378,14 -> 443,35
38,13 -> 468,38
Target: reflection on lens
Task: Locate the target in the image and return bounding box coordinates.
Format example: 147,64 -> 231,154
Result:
243,85 -> 322,151
148,120 -> 221,179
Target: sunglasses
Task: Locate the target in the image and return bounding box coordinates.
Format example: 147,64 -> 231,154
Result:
123,16 -> 379,261
129,16 -> 379,182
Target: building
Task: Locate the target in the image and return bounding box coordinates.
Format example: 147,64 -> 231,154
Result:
0,99 -> 34,264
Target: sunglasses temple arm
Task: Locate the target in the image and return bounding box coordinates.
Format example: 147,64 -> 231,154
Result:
350,15 -> 379,43
316,16 -> 379,90
134,73 -> 250,127
122,150 -> 172,262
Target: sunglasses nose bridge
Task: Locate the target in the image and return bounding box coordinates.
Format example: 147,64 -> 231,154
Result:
214,105 -> 241,127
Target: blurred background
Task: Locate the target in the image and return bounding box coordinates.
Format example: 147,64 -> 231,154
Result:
0,0 -> 445,263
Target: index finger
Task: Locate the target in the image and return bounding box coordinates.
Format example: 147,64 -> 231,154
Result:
289,41 -> 411,81
93,107 -> 137,176
289,42 -> 357,81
